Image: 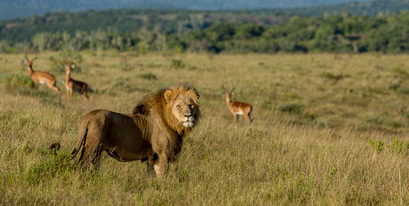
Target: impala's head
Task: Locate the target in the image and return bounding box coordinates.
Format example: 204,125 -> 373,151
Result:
64,62 -> 76,74
24,55 -> 37,68
222,83 -> 235,100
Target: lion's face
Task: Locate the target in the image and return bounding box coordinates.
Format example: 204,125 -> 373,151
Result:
171,94 -> 198,128
164,88 -> 200,129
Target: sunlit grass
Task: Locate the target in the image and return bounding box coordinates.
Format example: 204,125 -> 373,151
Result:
1,52 -> 409,205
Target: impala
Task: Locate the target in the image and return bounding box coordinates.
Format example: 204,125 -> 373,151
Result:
24,55 -> 61,94
64,63 -> 89,101
223,84 -> 253,123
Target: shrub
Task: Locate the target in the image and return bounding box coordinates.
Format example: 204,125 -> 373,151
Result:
137,72 -> 157,80
387,83 -> 400,91
320,72 -> 344,81
389,139 -> 409,155
171,59 -> 185,69
5,74 -> 34,88
278,103 -> 303,114
369,140 -> 384,154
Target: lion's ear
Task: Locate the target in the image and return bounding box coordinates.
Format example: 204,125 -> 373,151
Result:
187,88 -> 200,106
164,90 -> 174,103
192,88 -> 200,100
187,88 -> 200,100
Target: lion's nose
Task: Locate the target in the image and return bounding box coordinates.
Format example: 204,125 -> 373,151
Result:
184,114 -> 192,118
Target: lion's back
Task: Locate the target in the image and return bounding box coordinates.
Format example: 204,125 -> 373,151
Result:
81,109 -> 147,144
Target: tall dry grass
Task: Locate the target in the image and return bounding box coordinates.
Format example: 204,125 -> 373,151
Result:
1,51 -> 409,205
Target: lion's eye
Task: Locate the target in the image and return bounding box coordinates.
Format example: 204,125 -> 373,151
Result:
176,105 -> 182,110
189,104 -> 194,109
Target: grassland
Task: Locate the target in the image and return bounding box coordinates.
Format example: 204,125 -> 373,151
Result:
1,51 -> 409,205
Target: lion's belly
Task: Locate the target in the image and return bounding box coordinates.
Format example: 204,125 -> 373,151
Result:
106,147 -> 152,162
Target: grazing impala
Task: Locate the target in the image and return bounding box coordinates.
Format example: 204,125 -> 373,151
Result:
24,55 -> 61,94
64,63 -> 89,101
223,84 -> 253,123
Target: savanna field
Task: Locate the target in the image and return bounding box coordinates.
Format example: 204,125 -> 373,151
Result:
1,51 -> 409,205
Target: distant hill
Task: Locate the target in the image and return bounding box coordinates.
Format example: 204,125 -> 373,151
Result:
278,0 -> 409,16
2,5 -> 409,54
2,0 -> 409,43
0,10 -> 286,42
0,0 -> 371,20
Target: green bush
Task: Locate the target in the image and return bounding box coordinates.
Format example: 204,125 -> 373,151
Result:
5,74 -> 35,88
320,72 -> 344,81
389,139 -> 409,155
278,103 -> 303,114
369,140 -> 384,154
137,72 -> 157,80
171,59 -> 186,69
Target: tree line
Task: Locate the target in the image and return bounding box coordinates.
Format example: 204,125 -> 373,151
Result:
2,11 -> 409,54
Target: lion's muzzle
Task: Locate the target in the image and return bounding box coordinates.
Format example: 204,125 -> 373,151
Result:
182,116 -> 195,128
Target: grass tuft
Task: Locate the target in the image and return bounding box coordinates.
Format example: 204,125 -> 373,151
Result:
137,72 -> 157,80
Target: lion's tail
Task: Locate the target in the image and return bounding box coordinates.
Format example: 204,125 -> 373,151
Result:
71,119 -> 89,161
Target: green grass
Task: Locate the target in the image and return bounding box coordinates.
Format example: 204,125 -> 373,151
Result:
1,52 -> 409,205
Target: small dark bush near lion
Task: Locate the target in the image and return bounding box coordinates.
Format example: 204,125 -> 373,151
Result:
1,52 -> 409,205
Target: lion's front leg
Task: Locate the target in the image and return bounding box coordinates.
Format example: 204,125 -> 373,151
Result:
153,154 -> 169,178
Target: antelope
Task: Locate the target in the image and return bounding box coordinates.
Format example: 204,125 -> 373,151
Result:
24,55 -> 61,94
64,63 -> 89,101
222,84 -> 253,123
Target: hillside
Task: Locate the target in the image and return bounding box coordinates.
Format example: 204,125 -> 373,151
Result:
0,0 -> 371,20
280,0 -> 409,16
2,9 -> 409,54
0,9 -> 285,42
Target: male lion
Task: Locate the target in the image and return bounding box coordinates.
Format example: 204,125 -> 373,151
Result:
70,84 -> 200,177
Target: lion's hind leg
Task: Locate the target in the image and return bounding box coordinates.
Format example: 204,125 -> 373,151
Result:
81,129 -> 104,170
84,143 -> 103,170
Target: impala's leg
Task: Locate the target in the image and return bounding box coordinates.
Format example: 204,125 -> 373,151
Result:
248,111 -> 253,123
248,107 -> 253,123
243,108 -> 253,123
66,89 -> 70,100
243,112 -> 249,120
234,114 -> 238,122
83,93 -> 89,100
49,82 -> 60,94
69,89 -> 73,100
154,153 -> 168,178
82,85 -> 89,100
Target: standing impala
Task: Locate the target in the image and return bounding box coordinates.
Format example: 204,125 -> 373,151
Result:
223,84 -> 253,123
24,55 -> 61,94
65,63 -> 89,101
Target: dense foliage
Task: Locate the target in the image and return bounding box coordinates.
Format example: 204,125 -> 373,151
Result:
2,9 -> 409,54
278,0 -> 409,17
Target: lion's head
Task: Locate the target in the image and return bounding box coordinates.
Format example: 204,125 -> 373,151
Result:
162,85 -> 200,135
164,86 -> 200,128
133,84 -> 200,135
